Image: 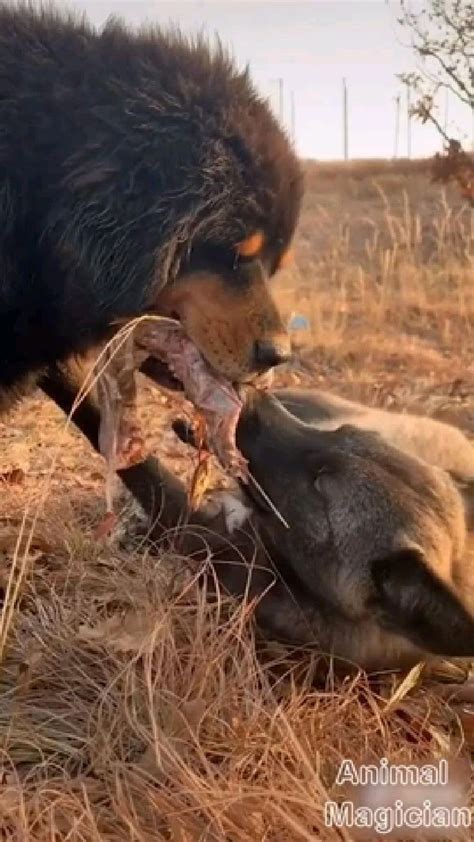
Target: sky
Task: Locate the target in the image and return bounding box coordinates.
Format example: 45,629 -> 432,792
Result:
57,1 -> 473,160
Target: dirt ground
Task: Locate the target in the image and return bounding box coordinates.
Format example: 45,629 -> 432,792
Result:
0,159 -> 473,840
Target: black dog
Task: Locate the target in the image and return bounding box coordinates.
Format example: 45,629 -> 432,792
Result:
0,5 -> 302,414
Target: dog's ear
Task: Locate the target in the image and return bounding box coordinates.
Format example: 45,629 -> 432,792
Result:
372,548 -> 474,657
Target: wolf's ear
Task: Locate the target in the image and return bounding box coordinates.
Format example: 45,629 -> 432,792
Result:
371,549 -> 474,657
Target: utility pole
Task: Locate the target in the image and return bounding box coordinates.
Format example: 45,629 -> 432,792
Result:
443,87 -> 449,135
269,77 -> 284,124
393,94 -> 401,159
406,83 -> 412,158
342,77 -> 348,161
278,77 -> 284,124
290,90 -> 296,146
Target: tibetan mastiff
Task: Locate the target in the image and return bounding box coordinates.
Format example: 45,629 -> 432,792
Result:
0,5 -> 302,416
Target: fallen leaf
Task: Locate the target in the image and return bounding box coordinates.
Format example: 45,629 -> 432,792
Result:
135,699 -> 206,782
167,817 -> 195,842
16,647 -> 45,695
78,610 -> 161,654
73,474 -> 100,490
0,785 -> 22,819
161,697 -> 208,746
383,662 -> 424,714
93,511 -> 118,541
136,744 -> 164,778
455,705 -> 474,749
0,468 -> 25,485
135,741 -> 182,782
0,526 -> 51,557
189,453 -> 211,511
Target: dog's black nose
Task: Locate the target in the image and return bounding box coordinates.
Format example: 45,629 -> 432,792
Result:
252,338 -> 291,371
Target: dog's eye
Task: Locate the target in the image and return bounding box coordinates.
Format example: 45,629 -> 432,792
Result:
187,242 -> 237,273
313,467 -> 329,493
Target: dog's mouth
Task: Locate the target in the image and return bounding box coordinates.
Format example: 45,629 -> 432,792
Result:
136,319 -> 239,394
137,314 -> 251,394
134,327 -> 288,525
99,318 -> 274,482
140,351 -> 272,396
139,355 -> 183,392
136,318 -> 272,402
138,312 -> 185,392
132,319 -> 248,477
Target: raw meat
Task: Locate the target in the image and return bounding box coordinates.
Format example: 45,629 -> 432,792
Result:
95,319 -> 248,488
136,319 -> 248,478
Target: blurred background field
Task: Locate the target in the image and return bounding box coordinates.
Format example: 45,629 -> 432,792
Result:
277,159 -> 473,423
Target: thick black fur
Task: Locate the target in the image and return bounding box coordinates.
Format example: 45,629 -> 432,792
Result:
0,4 -> 302,396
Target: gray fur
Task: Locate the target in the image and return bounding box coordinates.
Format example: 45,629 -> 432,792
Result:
274,388 -> 474,529
169,391 -> 474,671
275,388 -> 474,480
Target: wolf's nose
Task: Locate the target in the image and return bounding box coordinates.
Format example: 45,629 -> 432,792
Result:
252,337 -> 292,371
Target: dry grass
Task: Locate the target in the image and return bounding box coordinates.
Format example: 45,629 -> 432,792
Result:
277,159 -> 474,421
0,158 -> 474,839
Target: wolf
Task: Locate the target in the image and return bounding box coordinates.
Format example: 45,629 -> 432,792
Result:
42,368 -> 474,671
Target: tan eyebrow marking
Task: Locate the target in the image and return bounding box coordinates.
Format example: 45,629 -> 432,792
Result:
235,231 -> 265,258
